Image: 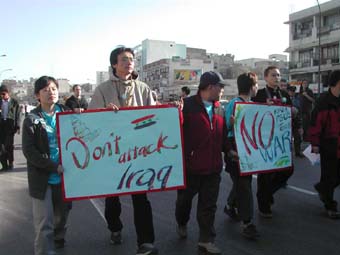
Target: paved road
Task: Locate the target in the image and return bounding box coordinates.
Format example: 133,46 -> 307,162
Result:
1,134 -> 339,255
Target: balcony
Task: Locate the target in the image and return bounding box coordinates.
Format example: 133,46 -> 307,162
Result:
321,58 -> 340,65
289,61 -> 312,70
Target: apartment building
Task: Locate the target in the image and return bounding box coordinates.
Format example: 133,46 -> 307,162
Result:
143,57 -> 214,100
285,0 -> 340,92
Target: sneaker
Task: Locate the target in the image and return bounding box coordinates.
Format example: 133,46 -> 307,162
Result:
224,205 -> 239,221
197,242 -> 221,255
110,231 -> 122,245
176,224 -> 187,239
54,239 -> 65,249
136,243 -> 158,255
241,223 -> 260,240
327,210 -> 340,220
258,208 -> 272,218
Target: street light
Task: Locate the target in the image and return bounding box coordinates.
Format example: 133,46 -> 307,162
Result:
0,68 -> 13,81
0,54 -> 6,57
316,0 -> 321,95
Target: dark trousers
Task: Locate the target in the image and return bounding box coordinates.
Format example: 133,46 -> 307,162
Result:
302,112 -> 311,141
315,157 -> 340,211
227,171 -> 253,222
175,173 -> 221,242
0,119 -> 15,168
293,127 -> 302,155
105,193 -> 155,246
257,170 -> 293,212
225,138 -> 254,222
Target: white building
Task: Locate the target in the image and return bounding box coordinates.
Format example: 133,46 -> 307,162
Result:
96,70 -> 109,86
134,39 -> 187,80
57,79 -> 71,94
285,0 -> 340,92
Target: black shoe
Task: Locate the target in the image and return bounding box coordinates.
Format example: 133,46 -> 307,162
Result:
54,239 -> 65,249
314,184 -> 326,202
8,163 -> 13,170
110,231 -> 122,245
136,243 -> 158,255
242,223 -> 260,240
224,205 -> 239,221
176,224 -> 187,239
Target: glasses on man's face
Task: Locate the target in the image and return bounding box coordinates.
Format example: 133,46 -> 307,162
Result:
121,56 -> 135,63
1,93 -> 6,96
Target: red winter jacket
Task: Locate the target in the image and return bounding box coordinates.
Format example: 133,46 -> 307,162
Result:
182,95 -> 229,175
308,90 -> 340,159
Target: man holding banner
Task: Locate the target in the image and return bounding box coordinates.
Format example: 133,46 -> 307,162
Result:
89,46 -> 157,255
175,71 -> 232,255
252,66 -> 295,218
223,72 -> 260,239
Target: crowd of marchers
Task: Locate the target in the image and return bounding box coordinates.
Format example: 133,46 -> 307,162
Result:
1,46 -> 340,255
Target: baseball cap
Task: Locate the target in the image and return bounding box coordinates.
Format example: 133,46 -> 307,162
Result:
198,71 -> 227,89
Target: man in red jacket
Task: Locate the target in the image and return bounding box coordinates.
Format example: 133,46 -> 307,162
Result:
175,71 -> 234,255
309,70 -> 340,219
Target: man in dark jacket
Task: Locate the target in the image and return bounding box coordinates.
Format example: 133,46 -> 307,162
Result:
65,84 -> 88,113
299,80 -> 315,141
175,71 -> 233,255
0,84 -> 20,171
252,66 -> 299,218
309,70 -> 340,219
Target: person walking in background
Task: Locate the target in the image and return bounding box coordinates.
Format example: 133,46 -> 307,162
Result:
223,72 -> 259,240
309,70 -> 340,219
0,84 -> 20,171
287,85 -> 304,157
175,71 -> 234,255
181,86 -> 190,99
299,80 -> 315,141
252,66 -> 298,218
279,78 -> 288,92
22,76 -> 72,255
89,46 -> 158,255
65,84 -> 88,113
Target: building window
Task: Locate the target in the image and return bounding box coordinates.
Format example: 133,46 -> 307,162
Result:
323,10 -> 340,30
293,19 -> 313,40
322,44 -> 339,64
299,49 -> 312,67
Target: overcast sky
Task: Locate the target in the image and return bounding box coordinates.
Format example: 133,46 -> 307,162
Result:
0,0 -> 329,83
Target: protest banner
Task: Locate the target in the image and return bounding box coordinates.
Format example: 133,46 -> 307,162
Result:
57,105 -> 185,200
233,102 -> 292,176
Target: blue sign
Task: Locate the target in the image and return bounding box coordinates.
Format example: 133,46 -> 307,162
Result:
233,102 -> 292,175
57,106 -> 185,200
